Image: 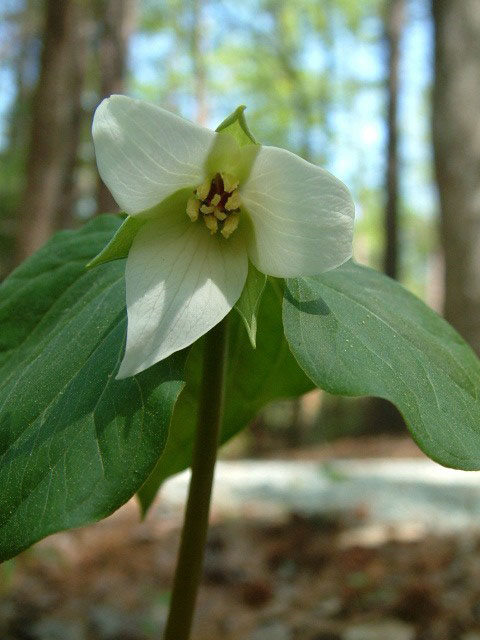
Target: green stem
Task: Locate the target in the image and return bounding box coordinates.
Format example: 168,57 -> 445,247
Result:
163,318 -> 228,640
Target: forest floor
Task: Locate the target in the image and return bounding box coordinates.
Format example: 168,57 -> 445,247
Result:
2,435 -> 480,640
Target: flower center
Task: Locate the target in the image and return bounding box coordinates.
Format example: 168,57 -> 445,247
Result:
186,172 -> 241,238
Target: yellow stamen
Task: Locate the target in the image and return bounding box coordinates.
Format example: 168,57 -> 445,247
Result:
221,214 -> 239,239
221,173 -> 239,193
214,209 -> 227,221
196,178 -> 211,201
225,191 -> 241,211
204,214 -> 218,234
189,172 -> 241,238
186,197 -> 200,222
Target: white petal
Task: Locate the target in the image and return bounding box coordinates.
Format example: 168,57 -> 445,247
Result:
117,211 -> 248,378
241,146 -> 355,278
92,95 -> 215,215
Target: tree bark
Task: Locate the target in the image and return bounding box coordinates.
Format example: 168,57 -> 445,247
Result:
96,0 -> 136,214
367,0 -> 406,435
58,11 -> 89,229
7,1 -> 37,154
384,0 -> 404,280
432,0 -> 480,354
15,0 -> 83,262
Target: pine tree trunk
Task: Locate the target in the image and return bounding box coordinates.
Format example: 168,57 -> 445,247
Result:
432,0 -> 480,354
15,0 -> 83,262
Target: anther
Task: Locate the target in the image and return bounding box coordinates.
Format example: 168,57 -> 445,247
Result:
204,214 -> 218,234
221,214 -> 239,239
225,192 -> 241,211
196,178 -> 211,201
186,197 -> 200,222
221,173 -> 239,193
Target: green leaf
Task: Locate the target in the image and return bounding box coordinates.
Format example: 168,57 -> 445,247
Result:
234,262 -> 267,348
0,216 -> 187,561
283,261 -> 480,470
215,105 -> 257,146
137,279 -> 313,514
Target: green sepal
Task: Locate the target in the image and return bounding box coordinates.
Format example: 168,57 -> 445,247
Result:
215,105 -> 257,147
234,262 -> 267,348
87,188 -> 193,269
86,215 -> 146,268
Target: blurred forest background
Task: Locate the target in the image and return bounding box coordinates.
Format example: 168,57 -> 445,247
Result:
1,0 -> 479,446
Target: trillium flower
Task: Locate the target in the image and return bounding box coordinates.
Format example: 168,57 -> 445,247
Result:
92,95 -> 355,379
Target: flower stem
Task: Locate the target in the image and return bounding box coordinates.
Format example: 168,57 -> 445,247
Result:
163,318 -> 228,640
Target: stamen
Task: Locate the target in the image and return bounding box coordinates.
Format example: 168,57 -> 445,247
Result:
214,209 -> 227,221
187,172 -> 241,238
186,197 -> 200,222
221,214 -> 239,239
225,192 -> 241,211
221,173 -> 239,193
196,178 -> 211,201
204,214 -> 218,234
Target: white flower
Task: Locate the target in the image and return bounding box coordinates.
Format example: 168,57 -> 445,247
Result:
92,95 -> 355,379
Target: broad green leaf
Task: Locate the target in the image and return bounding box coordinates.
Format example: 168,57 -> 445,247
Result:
234,262 -> 267,348
0,216 -> 187,561
283,261 -> 480,470
137,279 -> 313,514
215,105 -> 257,146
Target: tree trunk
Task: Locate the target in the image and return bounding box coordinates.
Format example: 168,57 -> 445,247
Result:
15,0 -> 83,262
384,0 -> 404,280
432,0 -> 480,354
58,11 -> 89,229
7,1 -> 37,154
367,0 -> 406,435
96,0 -> 136,214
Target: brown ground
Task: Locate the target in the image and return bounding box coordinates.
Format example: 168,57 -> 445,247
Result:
1,436 -> 479,640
